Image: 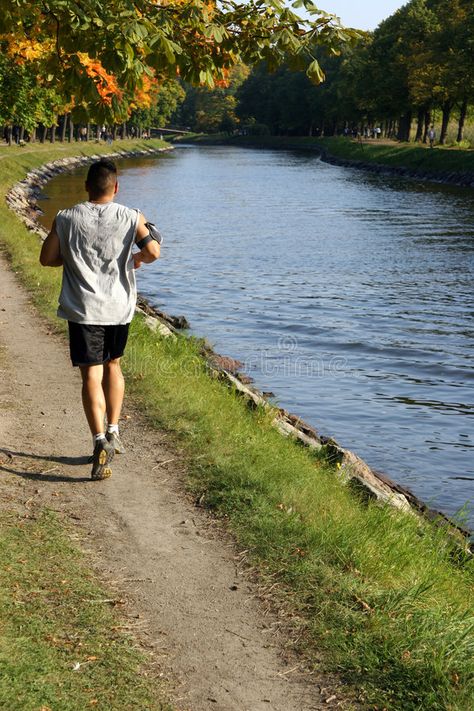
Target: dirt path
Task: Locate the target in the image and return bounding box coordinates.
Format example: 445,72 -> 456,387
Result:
0,253 -> 341,711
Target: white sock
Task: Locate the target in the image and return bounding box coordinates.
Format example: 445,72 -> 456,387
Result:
107,424 -> 119,435
93,432 -> 106,448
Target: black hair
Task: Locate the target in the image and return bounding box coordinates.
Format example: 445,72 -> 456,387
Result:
85,159 -> 117,197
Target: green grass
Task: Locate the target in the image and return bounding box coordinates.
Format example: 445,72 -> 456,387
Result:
1,141 -> 474,710
0,509 -> 171,710
180,133 -> 474,176
315,137 -> 474,174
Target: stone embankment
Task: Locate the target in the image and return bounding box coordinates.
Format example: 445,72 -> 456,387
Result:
317,147 -> 474,189
7,146 -> 472,552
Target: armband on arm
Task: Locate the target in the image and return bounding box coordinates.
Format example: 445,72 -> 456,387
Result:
136,222 -> 163,250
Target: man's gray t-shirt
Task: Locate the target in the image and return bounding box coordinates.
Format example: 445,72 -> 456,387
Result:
55,201 -> 140,324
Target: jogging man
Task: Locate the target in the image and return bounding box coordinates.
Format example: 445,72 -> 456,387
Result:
40,159 -> 161,480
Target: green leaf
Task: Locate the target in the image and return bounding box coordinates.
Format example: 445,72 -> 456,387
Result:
161,37 -> 176,64
306,58 -> 325,84
125,42 -> 134,64
213,26 -> 223,43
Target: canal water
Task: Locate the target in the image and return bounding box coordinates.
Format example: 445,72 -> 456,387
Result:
39,145 -> 474,526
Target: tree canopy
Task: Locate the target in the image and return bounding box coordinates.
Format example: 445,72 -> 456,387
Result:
0,0 -> 358,129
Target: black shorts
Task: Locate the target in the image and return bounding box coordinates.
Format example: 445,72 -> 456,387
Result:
68,322 -> 130,367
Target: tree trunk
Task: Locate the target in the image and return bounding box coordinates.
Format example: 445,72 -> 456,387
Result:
406,112 -> 412,141
397,116 -> 403,140
19,126 -> 25,142
397,112 -> 412,142
423,110 -> 431,143
96,124 -> 101,140
415,108 -> 424,142
86,122 -> 90,141
457,98 -> 468,143
122,121 -> 127,139
68,118 -> 74,143
30,127 -> 36,143
112,124 -> 117,140
50,120 -> 56,143
7,126 -> 13,146
439,102 -> 452,145
61,114 -> 68,142
41,125 -> 48,143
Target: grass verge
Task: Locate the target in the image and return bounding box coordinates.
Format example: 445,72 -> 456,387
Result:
1,141 -> 474,710
0,509 -> 171,710
314,137 -> 474,174
180,133 -> 474,176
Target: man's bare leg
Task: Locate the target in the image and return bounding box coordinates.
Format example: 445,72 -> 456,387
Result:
80,364 -> 106,434
103,358 -> 125,425
103,358 -> 126,453
80,364 -> 114,479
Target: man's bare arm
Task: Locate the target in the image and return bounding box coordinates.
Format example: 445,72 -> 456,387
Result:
133,213 -> 161,268
40,218 -> 63,267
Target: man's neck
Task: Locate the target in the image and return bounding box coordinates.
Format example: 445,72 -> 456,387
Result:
87,195 -> 115,205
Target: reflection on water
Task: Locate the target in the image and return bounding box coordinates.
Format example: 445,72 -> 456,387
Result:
39,145 -> 474,526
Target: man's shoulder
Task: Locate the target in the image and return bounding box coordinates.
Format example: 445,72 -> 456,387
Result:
112,202 -> 140,218
56,202 -> 87,219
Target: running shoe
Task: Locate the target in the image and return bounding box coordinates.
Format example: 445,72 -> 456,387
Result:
106,430 -> 125,454
91,438 -> 114,480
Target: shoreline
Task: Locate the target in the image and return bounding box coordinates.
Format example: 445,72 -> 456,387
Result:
318,143 -> 474,189
6,143 -> 472,546
177,134 -> 474,189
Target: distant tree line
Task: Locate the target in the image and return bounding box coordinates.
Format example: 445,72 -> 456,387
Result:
179,0 -> 474,144
0,37 -> 185,145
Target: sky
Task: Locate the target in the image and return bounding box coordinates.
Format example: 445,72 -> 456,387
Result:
321,1 -> 407,30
